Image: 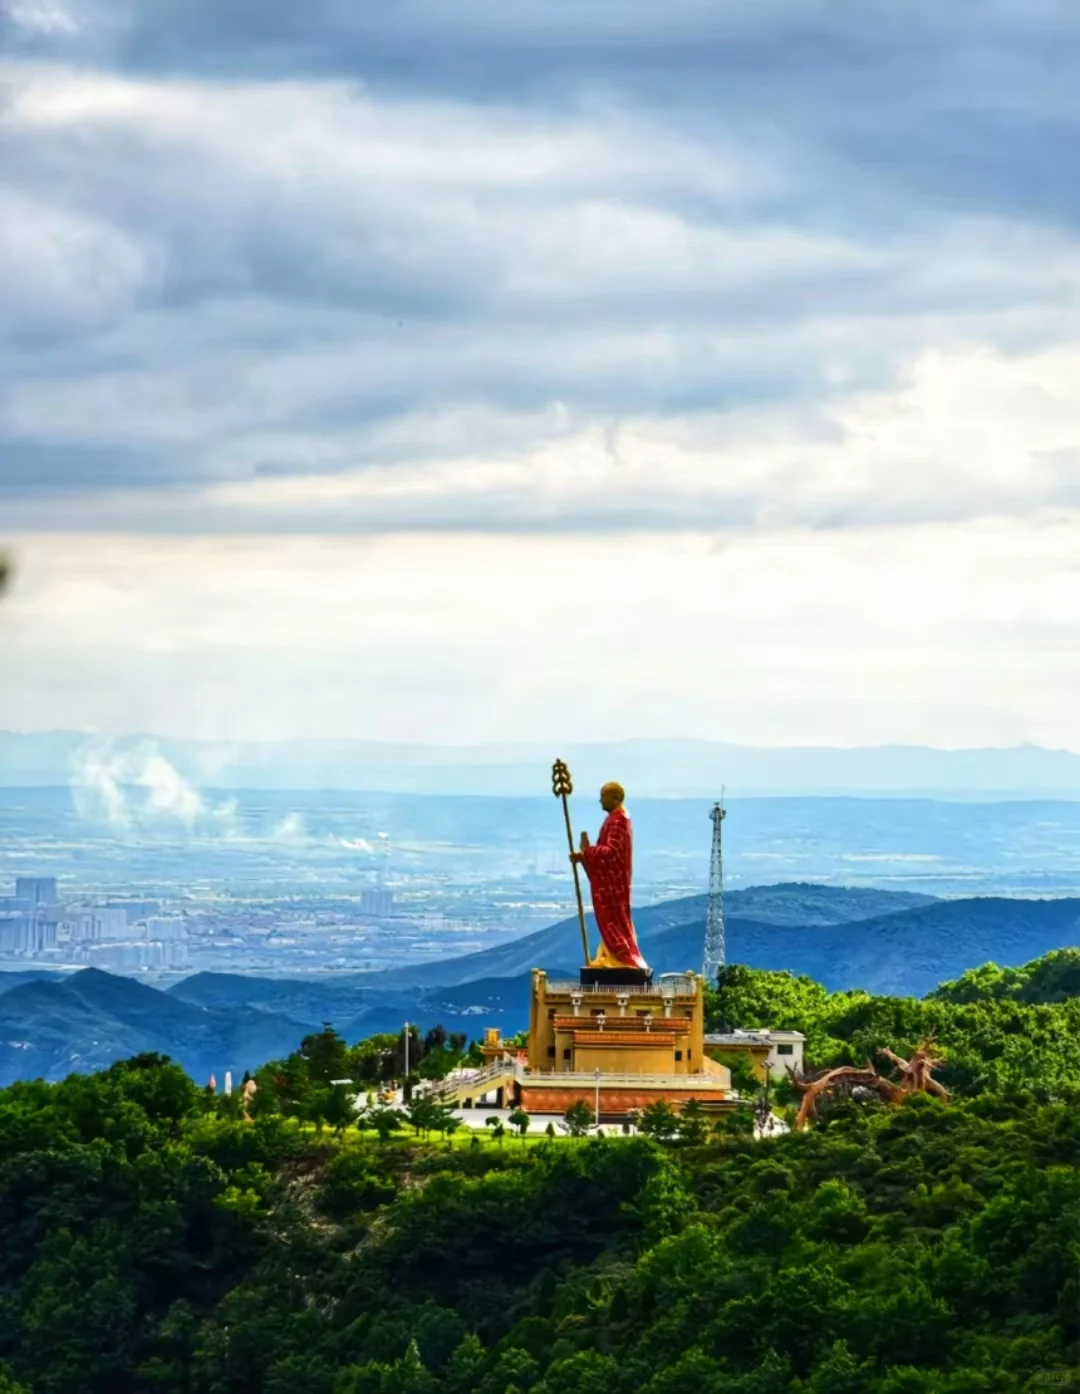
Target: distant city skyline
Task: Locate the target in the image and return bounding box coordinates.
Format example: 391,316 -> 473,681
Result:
3,5 -> 1080,749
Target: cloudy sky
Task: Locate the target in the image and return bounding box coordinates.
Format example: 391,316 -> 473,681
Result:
2,0 -> 1080,748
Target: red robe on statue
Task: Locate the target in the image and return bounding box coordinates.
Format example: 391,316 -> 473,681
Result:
580,805 -> 649,971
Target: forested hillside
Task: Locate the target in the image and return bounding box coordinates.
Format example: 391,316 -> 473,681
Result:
708,947 -> 1080,1099
2,953 -> 1080,1393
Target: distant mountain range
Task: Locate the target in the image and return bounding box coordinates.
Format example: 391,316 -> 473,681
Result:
3,882 -> 1080,1086
6,730 -> 1080,796
355,883 -> 938,990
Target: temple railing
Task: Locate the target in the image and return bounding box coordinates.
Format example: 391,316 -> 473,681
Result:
544,976 -> 698,997
429,1056 -> 520,1099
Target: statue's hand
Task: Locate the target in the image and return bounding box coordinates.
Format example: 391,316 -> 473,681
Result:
579,831 -> 591,851
569,852 -> 584,865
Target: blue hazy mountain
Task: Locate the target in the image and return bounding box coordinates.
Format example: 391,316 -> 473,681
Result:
355,883 -> 936,989
7,730 -> 1080,795
0,968 -> 317,1087
0,971 -> 66,995
358,885 -> 1080,1002
4,884 -> 1079,1085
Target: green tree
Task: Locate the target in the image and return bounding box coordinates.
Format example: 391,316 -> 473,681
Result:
638,1100 -> 678,1142
367,1105 -> 403,1144
561,1100 -> 594,1137
299,1023 -> 350,1084
424,1103 -> 460,1143
725,1051 -> 764,1097
105,1054 -> 199,1129
542,1350 -> 620,1394
406,1098 -> 443,1137
508,1107 -> 530,1140
711,1106 -> 754,1138
675,1098 -> 708,1146
307,1083 -> 355,1136
444,1334 -> 486,1394
321,1149 -> 397,1216
325,1084 -> 357,1135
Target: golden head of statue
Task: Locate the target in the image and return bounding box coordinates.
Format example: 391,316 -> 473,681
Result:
599,781 -> 625,813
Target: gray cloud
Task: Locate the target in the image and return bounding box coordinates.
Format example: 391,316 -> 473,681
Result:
2,1 -> 1080,531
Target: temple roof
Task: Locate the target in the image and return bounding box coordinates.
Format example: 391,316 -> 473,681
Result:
704,1033 -> 772,1046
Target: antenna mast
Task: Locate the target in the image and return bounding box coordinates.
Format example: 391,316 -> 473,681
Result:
703,796 -> 727,984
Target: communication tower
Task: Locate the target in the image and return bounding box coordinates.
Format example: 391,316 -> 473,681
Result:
702,798 -> 727,985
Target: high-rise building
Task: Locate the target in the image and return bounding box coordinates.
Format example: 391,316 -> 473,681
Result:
145,917 -> 187,941
359,887 -> 394,917
15,877 -> 58,905
163,938 -> 189,968
32,918 -> 58,953
93,907 -> 133,940
0,913 -> 56,955
0,916 -> 33,954
65,912 -> 101,944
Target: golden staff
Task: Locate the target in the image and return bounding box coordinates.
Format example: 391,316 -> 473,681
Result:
552,758 -> 590,964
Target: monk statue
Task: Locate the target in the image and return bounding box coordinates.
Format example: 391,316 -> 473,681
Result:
571,782 -> 649,973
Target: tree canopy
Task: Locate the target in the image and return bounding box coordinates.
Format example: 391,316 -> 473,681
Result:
1,952 -> 1079,1392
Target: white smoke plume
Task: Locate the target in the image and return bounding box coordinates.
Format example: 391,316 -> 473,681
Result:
71,741 -> 232,831
332,836 -> 374,854
71,742 -> 347,844
272,812 -> 306,841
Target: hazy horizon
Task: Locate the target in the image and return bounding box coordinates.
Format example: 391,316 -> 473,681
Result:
7,729 -> 1080,800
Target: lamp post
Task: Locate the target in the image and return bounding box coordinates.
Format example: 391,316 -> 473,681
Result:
595,1067 -> 601,1133
403,1022 -> 410,1097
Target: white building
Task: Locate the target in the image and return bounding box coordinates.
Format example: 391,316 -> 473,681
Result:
0,915 -> 33,954
0,912 -> 59,955
67,906 -> 134,942
762,1029 -> 806,1077
94,907 -> 135,940
704,1028 -> 806,1080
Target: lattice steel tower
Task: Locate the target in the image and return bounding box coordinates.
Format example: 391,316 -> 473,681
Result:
702,800 -> 727,985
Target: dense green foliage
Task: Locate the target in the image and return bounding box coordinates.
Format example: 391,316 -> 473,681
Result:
709,948 -> 1080,1100
248,1023 -> 469,1130
3,953 -> 1080,1392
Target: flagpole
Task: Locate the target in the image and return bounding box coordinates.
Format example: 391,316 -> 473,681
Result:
552,758 -> 590,965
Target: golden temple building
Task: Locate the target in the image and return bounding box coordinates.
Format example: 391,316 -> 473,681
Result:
437,968 -> 735,1120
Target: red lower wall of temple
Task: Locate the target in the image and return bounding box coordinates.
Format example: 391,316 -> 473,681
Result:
519,1086 -> 729,1114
